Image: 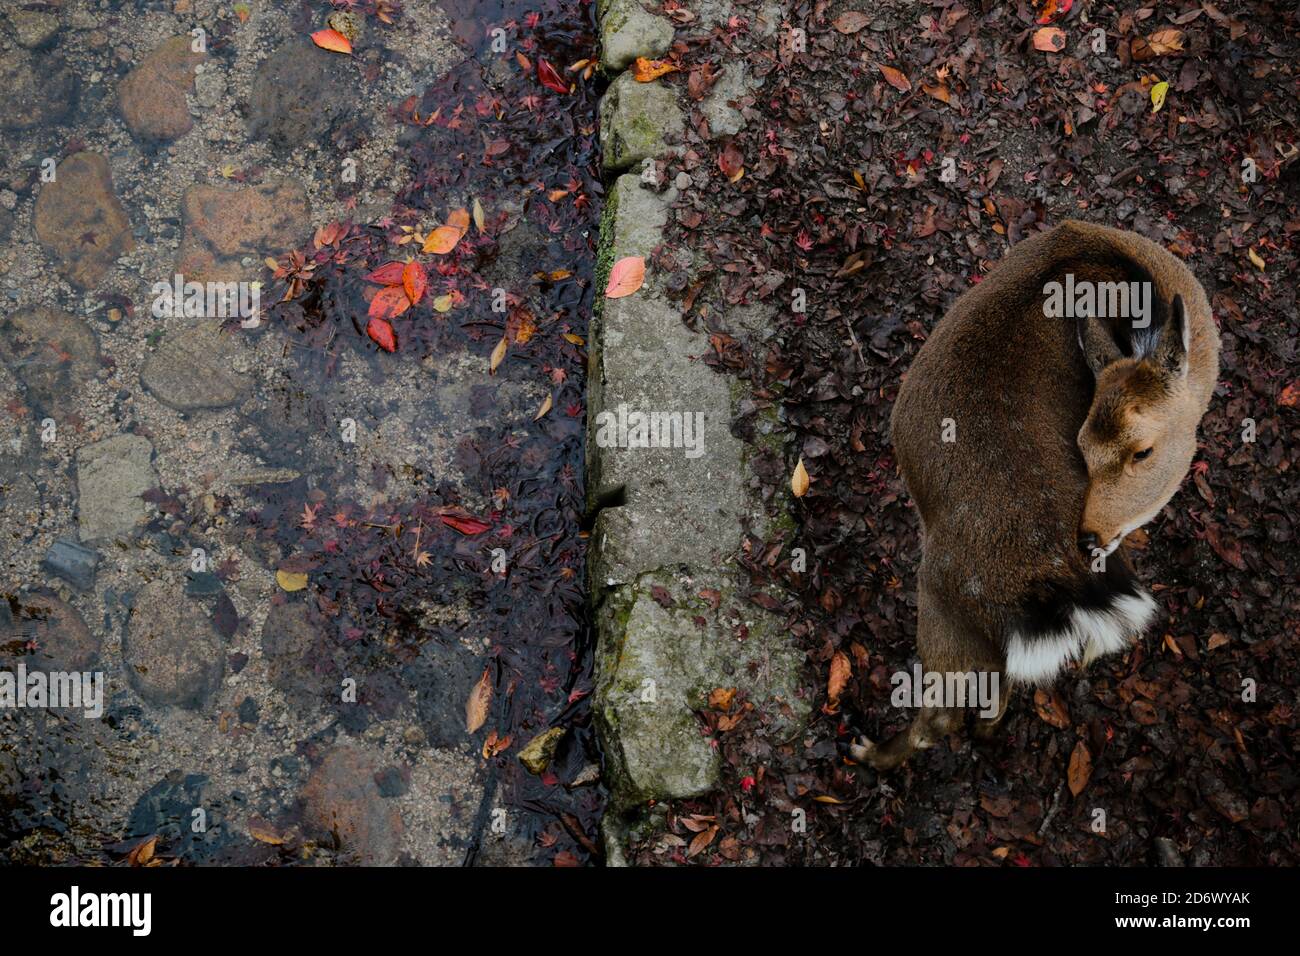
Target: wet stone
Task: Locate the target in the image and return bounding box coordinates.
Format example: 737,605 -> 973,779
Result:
33,153 -> 134,290
75,434 -> 157,544
599,71 -> 683,172
122,581 -> 226,710
0,307 -> 102,420
0,49 -> 77,130
518,727 -> 565,775
247,38 -> 362,150
140,321 -> 253,412
183,571 -> 222,596
6,10 -> 61,49
600,0 -> 674,72
127,771 -> 236,861
1,592 -> 101,672
117,36 -> 206,142
260,601 -> 337,705
41,539 -> 99,592
302,744 -> 403,866
176,179 -> 310,284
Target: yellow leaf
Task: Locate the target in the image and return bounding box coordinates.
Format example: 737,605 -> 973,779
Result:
562,333 -> 585,346
1150,81 -> 1169,113
276,570 -> 308,592
472,198 -> 485,233
813,795 -> 844,804
534,393 -> 553,421
433,293 -> 454,313
791,457 -> 810,497
466,666 -> 492,733
489,335 -> 508,375
248,817 -> 286,845
633,56 -> 678,82
447,207 -> 471,237
1247,247 -> 1266,271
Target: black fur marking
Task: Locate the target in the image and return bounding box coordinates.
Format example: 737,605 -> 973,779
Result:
1011,554 -> 1141,641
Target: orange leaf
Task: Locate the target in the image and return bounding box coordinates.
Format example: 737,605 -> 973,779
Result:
827,651 -> 851,706
311,28 -> 352,55
423,225 -> 462,254
1279,381 -> 1300,407
922,83 -> 952,104
446,207 -> 471,237
1033,27 -> 1067,52
402,261 -> 427,305
466,666 -> 492,733
633,57 -> 678,82
791,457 -> 810,497
604,256 -> 645,298
365,261 -> 406,285
366,317 -> 397,352
879,64 -> 911,92
1067,740 -> 1093,796
368,285 -> 411,321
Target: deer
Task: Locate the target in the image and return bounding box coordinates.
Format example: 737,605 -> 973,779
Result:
849,220 -> 1219,771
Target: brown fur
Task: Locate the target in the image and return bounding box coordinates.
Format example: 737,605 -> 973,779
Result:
850,220 -> 1219,772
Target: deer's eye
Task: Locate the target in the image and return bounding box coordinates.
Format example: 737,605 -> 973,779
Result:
1133,447 -> 1154,462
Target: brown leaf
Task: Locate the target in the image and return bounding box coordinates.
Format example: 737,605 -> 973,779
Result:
466,666 -> 492,733
688,824 -> 719,857
791,457 -> 810,497
827,650 -> 852,705
1067,740 -> 1093,796
1033,688 -> 1071,729
878,65 -> 912,92
833,12 -> 870,34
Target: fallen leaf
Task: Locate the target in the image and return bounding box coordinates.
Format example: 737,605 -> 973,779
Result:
472,198 -> 486,233
423,225 -> 462,255
633,57 -> 678,82
718,142 -> 745,182
433,293 -> 454,313
466,666 -> 492,733
248,817 -> 287,845
1067,740 -> 1093,795
447,207 -> 471,237
365,261 -> 406,285
402,261 -> 427,305
440,513 -> 491,535
791,457 -> 810,497
366,317 -> 397,352
276,569 -> 308,592
310,28 -> 352,55
1247,247 -> 1266,271
879,64 -> 912,92
1150,80 -> 1169,113
127,835 -> 158,866
1033,27 -> 1067,52
1033,688 -> 1071,729
827,650 -> 852,705
688,825 -> 719,857
1146,28 -> 1185,55
605,256 -> 645,298
1278,381 -> 1300,407
833,11 -> 870,33
368,285 -> 411,320
534,393 -> 553,421
489,334 -> 508,373
537,58 -> 569,94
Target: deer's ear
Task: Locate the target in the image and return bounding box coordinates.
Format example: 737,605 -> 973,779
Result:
1077,314 -> 1123,377
1147,293 -> 1188,377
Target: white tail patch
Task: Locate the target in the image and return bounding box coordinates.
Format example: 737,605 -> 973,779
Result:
1005,591 -> 1158,684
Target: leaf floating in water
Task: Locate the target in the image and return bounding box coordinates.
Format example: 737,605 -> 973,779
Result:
365,261 -> 406,285
366,317 -> 397,352
537,58 -> 569,94
422,225 -> 462,255
534,393 -> 553,421
439,512 -> 491,535
402,261 -> 428,305
489,334 -> 508,373
276,570 -> 308,592
368,286 -> 410,321
310,28 -> 353,55
466,666 -> 492,733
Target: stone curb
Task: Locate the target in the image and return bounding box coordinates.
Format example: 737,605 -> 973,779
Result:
591,2 -> 808,859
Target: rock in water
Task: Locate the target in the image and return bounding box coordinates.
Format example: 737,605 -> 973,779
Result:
1,307 -> 102,420
175,180 -> 310,284
41,540 -> 99,591
33,153 -> 134,289
140,321 -> 252,411
117,36 -> 206,142
302,745 -> 403,865
122,581 -> 225,710
1,592 -> 101,671
518,727 -> 566,775
75,434 -> 157,544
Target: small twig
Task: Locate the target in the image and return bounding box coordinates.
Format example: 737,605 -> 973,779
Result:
1038,781 -> 1065,836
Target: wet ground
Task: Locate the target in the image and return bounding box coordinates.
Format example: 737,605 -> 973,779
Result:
1,0 -> 603,866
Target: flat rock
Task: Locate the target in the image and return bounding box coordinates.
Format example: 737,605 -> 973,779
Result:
118,36 -> 205,142
599,71 -> 683,172
1,307 -> 102,419
75,434 -> 157,543
140,321 -> 252,411
33,153 -> 134,290
247,38 -> 360,149
2,592 -> 100,671
123,581 -> 225,710
0,49 -> 77,130
600,0 -> 674,72
41,539 -> 99,591
302,744 -> 403,865
260,600 -> 338,705
176,179 -> 310,284
701,60 -> 755,137
7,10 -> 61,49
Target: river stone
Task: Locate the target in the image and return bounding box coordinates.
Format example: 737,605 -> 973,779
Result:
518,727 -> 566,775
33,153 -> 134,289
260,600 -> 337,705
75,434 -> 157,543
7,10 -> 61,49
600,0 -> 674,72
701,60 -> 754,137
42,539 -> 99,591
302,744 -> 403,865
123,581 -> 225,710
118,37 -> 205,141
176,179 -> 310,284
1,307 -> 102,419
247,38 -> 360,149
0,49 -> 77,130
140,321 -> 252,411
1,592 -> 100,671
599,71 -> 683,172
